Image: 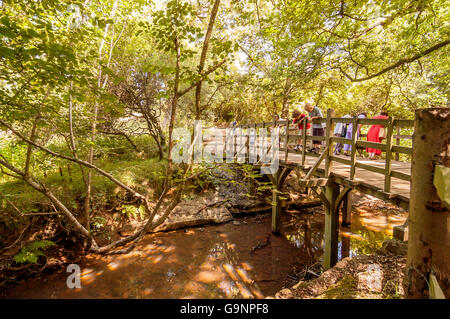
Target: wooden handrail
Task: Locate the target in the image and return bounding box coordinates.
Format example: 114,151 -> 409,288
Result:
205,109 -> 414,194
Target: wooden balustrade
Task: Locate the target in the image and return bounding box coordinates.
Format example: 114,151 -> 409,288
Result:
217,109 -> 414,193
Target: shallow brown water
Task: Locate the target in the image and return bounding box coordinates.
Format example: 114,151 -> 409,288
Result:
5,208 -> 406,299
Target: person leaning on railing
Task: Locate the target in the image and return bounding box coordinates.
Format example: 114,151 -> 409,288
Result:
343,112 -> 367,156
366,111 -> 389,160
305,102 -> 324,154
333,114 -> 351,155
271,113 -> 287,140
292,109 -> 311,151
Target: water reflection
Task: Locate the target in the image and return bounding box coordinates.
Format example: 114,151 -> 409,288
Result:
283,208 -> 407,262
5,207 -> 406,299
6,215 -> 309,299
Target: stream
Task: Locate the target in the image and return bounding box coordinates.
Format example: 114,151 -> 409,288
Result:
4,207 -> 407,299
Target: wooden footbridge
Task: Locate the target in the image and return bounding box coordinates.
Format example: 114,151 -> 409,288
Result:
202,108 -> 449,276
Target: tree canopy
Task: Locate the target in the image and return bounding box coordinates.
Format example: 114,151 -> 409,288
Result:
0,0 -> 448,254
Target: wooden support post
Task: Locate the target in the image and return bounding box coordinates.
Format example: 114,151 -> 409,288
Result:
406,107 -> 450,299
349,116 -> 358,180
270,167 -> 291,236
284,119 -> 289,163
269,169 -> 282,236
223,126 -> 226,160
323,182 -> 340,269
341,190 -> 352,226
272,187 -> 282,235
247,166 -> 256,196
384,117 -> 394,192
301,119 -> 307,166
245,125 -> 249,163
254,123 -> 257,162
393,220 -> 408,241
395,126 -> 400,161
262,122 -> 265,163
324,109 -> 335,176
234,126 -> 237,160
341,236 -> 350,259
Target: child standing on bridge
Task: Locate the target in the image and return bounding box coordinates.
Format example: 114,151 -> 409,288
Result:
292,109 -> 311,151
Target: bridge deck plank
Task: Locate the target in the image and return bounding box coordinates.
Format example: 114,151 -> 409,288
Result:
279,151 -> 411,201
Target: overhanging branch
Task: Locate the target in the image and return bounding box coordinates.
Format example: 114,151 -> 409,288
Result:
177,58 -> 227,97
339,39 -> 450,82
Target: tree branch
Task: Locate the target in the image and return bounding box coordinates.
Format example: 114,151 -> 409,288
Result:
178,58 -> 227,97
339,40 -> 450,82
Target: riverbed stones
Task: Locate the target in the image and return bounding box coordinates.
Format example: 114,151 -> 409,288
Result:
275,288 -> 293,299
276,253 -> 406,299
153,195 -> 233,232
380,238 -> 408,256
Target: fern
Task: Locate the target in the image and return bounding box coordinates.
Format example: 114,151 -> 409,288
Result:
13,240 -> 55,264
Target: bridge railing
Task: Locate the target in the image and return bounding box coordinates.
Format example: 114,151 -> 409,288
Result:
228,109 -> 414,194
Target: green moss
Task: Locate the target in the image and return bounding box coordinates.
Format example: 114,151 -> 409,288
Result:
323,275 -> 358,299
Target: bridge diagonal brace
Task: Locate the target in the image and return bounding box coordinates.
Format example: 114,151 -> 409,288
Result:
267,172 -> 278,188
267,167 -> 292,190
333,186 -> 352,214
268,167 -> 292,236
277,167 -> 292,189
311,187 -> 330,211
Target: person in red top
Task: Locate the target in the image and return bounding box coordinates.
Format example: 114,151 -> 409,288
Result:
292,109 -> 311,151
366,111 -> 389,160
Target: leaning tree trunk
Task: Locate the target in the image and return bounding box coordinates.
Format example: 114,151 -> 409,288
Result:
194,0 -> 221,120
406,107 -> 450,298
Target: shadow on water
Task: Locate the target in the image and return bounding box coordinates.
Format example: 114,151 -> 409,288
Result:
5,206 -> 407,299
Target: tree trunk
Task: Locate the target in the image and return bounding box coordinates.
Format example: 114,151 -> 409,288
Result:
166,35 -> 181,182
24,116 -> 39,178
194,0 -> 221,120
152,134 -> 163,160
84,0 -> 120,232
406,107 -> 450,298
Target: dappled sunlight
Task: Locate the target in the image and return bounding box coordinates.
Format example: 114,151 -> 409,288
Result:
199,261 -> 216,271
222,263 -> 239,281
143,243 -> 161,251
6,207 -> 407,298
387,214 -> 405,223
233,280 -> 254,299
81,272 -> 96,285
241,262 -> 253,271
142,288 -> 153,297
81,268 -> 95,276
161,245 -> 176,253
360,215 -> 395,233
195,270 -> 225,283
128,250 -> 144,257
152,254 -> 163,263
340,231 -> 365,241
236,267 -> 254,285
166,254 -> 179,264
107,261 -> 121,271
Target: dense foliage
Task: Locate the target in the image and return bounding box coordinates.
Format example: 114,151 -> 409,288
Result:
0,0 -> 448,258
